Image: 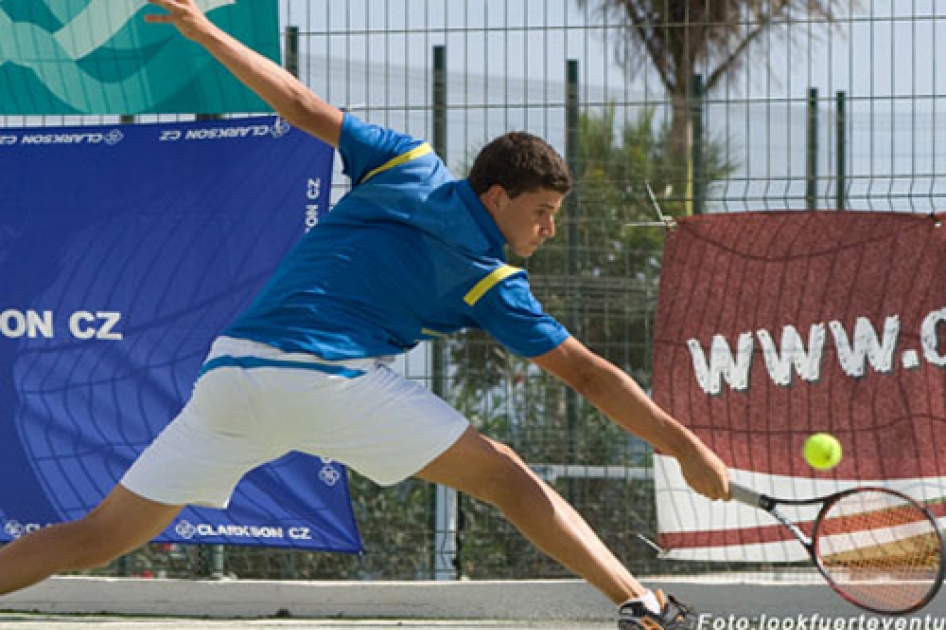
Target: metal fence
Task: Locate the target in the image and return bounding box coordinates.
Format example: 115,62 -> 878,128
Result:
4,0 -> 945,582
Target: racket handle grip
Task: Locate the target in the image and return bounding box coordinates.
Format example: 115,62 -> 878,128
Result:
729,481 -> 764,507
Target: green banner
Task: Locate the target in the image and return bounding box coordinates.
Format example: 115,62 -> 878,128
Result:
0,0 -> 279,115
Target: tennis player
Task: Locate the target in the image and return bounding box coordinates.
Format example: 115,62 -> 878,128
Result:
0,2 -> 730,628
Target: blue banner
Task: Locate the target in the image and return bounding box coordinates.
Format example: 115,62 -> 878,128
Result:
0,117 -> 362,552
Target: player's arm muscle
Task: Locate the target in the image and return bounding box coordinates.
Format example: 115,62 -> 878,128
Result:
532,337 -> 698,459
146,0 -> 343,146
533,337 -> 729,500
205,29 -> 342,145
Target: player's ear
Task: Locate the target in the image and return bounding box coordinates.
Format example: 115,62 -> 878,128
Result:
482,185 -> 510,214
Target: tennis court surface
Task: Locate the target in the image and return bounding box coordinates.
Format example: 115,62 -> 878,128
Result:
2,576 -> 944,629
0,614 -> 614,629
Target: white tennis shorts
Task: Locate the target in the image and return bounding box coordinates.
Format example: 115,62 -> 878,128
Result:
121,336 -> 469,508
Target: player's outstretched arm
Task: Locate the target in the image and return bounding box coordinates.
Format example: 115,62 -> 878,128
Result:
145,0 -> 343,146
531,336 -> 730,501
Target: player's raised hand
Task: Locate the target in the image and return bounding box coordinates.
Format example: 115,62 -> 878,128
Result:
145,0 -> 217,42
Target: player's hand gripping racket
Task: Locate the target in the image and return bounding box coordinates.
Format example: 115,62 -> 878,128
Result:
729,481 -> 945,615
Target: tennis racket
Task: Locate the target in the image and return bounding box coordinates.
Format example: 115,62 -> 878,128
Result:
729,481 -> 945,615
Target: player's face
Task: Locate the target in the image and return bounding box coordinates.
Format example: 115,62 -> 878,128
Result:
485,186 -> 564,258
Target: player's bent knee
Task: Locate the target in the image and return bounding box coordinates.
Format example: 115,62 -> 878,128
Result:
60,518 -> 132,571
63,530 -> 113,571
476,440 -> 543,506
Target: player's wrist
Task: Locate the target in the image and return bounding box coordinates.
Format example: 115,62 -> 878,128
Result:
665,428 -> 708,463
188,21 -> 219,45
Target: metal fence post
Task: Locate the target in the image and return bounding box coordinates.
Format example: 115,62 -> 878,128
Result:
807,87 -> 820,210
431,44 -> 458,581
836,91 -> 847,210
564,59 -> 580,504
285,26 -> 300,79
690,74 -> 706,215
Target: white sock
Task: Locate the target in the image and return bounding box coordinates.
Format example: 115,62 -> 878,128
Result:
622,589 -> 662,614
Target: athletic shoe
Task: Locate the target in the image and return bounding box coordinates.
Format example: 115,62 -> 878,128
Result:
617,589 -> 698,630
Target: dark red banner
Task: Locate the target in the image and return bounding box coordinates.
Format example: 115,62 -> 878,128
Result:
651,211 -> 946,560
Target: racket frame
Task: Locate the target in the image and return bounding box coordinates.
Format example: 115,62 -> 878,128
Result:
729,481 -> 946,615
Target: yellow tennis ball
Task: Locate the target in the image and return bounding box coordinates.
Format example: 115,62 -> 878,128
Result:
804,433 -> 842,470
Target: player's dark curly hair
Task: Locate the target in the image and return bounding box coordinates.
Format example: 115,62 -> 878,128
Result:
468,132 -> 573,198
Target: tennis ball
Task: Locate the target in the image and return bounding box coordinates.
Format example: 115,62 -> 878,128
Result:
803,433 -> 842,470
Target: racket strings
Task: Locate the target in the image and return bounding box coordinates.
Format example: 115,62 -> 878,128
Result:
816,490 -> 942,613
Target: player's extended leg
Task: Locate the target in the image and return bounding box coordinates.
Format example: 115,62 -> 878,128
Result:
414,425 -> 645,605
0,484 -> 182,595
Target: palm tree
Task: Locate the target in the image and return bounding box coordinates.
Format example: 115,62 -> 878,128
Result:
576,1 -> 852,158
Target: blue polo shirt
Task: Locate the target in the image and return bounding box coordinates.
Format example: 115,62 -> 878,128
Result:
224,113 -> 570,360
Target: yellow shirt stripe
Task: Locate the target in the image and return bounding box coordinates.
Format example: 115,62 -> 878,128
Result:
360,143 -> 434,184
463,265 -> 522,306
